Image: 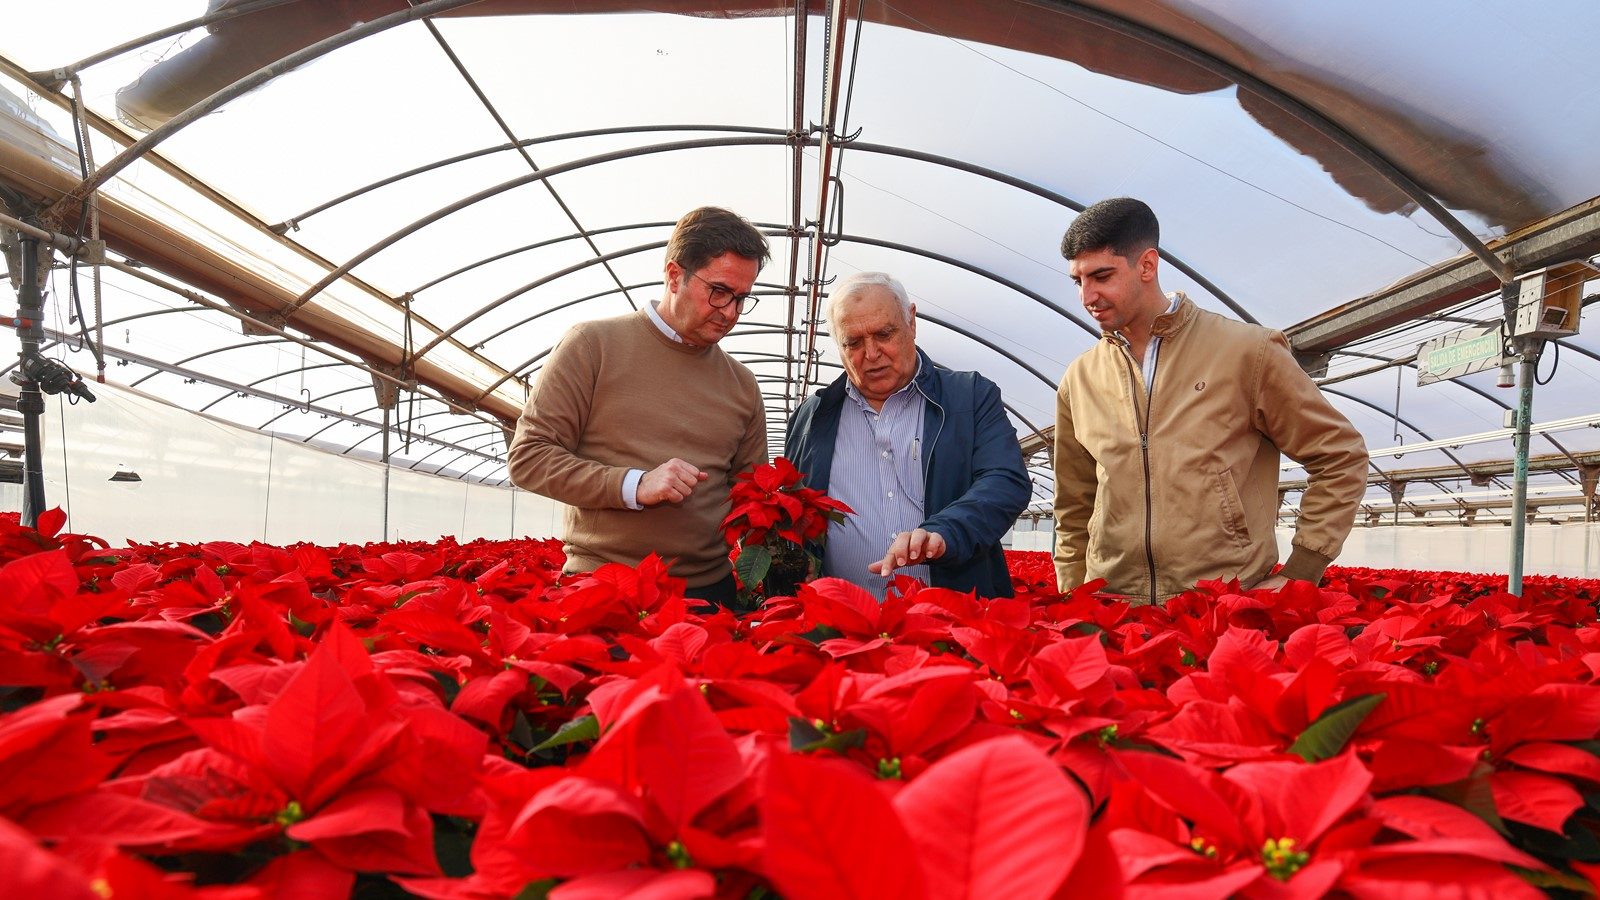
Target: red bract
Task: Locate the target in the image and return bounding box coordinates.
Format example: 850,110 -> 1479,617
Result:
722,458 -> 853,604
1110,750 -> 1547,897
721,457 -> 853,548
420,664 -> 762,898
0,522 -> 1597,897
44,623 -> 490,884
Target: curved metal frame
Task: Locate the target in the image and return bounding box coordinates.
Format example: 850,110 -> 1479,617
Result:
1321,387 -> 1506,492
282,130 -> 1255,322
238,362 -> 370,418
338,410 -> 502,456
29,1 -> 1576,504
0,305 -> 193,379
1035,1 -> 1511,284
1329,351 -> 1583,477
460,226 -> 1095,401
285,136 -> 791,317
468,282 -> 795,351
403,426 -> 507,472
45,0 -> 488,223
50,0 -> 1502,285
130,337 -> 293,388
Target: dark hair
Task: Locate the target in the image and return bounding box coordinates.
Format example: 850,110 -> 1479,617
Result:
1059,197 -> 1159,261
667,207 -> 771,273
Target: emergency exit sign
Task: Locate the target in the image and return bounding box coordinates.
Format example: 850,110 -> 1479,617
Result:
1417,324 -> 1503,385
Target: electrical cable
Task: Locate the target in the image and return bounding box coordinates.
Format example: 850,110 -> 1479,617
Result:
65,80 -> 105,372
56,395 -> 71,526
1535,339 -> 1560,386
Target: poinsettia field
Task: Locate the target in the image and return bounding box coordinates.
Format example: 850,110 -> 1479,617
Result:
3,509 -> 1600,899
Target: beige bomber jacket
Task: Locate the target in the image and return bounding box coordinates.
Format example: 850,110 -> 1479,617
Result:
1053,293 -> 1368,604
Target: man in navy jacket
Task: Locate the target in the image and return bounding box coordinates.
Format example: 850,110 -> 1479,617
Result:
784,272 -> 1031,598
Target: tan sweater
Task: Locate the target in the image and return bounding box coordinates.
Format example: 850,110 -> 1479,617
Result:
507,310 -> 766,585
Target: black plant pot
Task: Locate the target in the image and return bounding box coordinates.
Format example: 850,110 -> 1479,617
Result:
760,540 -> 812,599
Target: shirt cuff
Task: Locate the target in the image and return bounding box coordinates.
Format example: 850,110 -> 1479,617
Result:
622,468 -> 645,510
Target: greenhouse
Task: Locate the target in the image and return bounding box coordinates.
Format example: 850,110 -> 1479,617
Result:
1,2 -> 1597,897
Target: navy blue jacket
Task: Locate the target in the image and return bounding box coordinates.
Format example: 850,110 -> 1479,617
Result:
784,351 -> 1031,597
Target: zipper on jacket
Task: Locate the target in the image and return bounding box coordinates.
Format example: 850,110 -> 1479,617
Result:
1112,337 -> 1158,605
916,388 -> 945,487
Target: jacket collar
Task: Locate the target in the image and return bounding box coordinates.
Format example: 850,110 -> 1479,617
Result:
818,348 -> 940,410
1150,291 -> 1197,338
1100,291 -> 1197,344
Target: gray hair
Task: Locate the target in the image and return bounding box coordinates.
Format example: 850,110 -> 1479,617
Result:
827,271 -> 913,330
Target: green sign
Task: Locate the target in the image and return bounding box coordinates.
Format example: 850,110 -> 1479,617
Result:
1418,325 -> 1503,385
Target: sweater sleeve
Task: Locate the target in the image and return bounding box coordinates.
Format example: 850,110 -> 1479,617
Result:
1253,331 -> 1369,582
507,326 -> 631,509
1053,370 -> 1096,592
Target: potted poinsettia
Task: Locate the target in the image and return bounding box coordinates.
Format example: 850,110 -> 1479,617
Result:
721,457 -> 852,604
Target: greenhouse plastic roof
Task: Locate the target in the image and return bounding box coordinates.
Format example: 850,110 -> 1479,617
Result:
2,0 -> 1599,523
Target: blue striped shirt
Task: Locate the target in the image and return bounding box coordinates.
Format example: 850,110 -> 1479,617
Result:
822,369 -> 930,598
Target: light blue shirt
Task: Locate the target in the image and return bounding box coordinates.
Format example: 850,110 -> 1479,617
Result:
621,302 -> 683,509
823,364 -> 929,598
1141,293 -> 1181,396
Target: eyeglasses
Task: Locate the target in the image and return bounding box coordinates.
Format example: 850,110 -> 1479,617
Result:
686,270 -> 759,315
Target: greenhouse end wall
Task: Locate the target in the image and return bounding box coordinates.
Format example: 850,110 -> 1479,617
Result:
8,379 -> 1595,578
4,381 -> 565,546
1006,520 -> 1600,579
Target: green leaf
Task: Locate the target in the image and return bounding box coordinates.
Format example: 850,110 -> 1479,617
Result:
532,714 -> 599,752
428,670 -> 463,707
1287,692 -> 1386,762
431,814 -> 476,878
508,710 -> 536,756
787,716 -> 866,754
734,544 -> 773,589
1426,762 -> 1510,835
513,879 -> 557,900
1510,865 -> 1594,892
286,612 -> 315,638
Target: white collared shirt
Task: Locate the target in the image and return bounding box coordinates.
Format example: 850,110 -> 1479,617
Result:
823,358 -> 929,598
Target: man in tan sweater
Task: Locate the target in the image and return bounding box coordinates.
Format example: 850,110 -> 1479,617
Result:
508,208 -> 769,607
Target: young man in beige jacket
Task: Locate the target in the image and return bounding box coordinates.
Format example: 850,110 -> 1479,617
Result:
1053,198 -> 1368,605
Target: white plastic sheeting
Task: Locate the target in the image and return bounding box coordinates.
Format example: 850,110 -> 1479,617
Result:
0,2 -> 1598,542
1007,522 -> 1600,580
5,380 -> 564,546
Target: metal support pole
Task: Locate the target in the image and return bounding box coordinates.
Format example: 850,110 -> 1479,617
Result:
1508,339 -> 1539,595
14,234 -> 47,526
1583,464 -> 1600,578
382,404 -> 392,541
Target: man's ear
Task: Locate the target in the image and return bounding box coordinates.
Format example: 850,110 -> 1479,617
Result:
1137,247 -> 1160,283
907,303 -> 918,337
664,260 -> 682,294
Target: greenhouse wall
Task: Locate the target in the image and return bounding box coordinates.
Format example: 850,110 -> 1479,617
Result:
1006,519 -> 1600,579
2,381 -> 565,546
7,380 -> 1595,578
